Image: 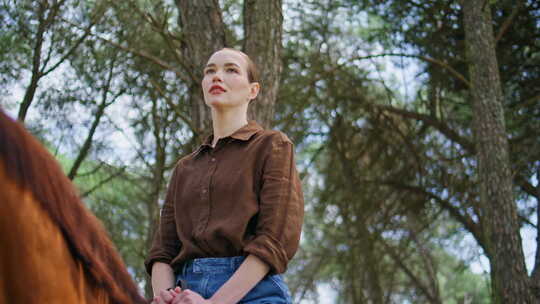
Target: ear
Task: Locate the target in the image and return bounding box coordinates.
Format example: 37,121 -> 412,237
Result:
248,82 -> 260,101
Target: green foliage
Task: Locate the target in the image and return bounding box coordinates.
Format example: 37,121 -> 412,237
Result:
53,150 -> 150,286
437,252 -> 490,304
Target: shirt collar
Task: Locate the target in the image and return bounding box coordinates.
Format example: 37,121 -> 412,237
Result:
194,120 -> 263,156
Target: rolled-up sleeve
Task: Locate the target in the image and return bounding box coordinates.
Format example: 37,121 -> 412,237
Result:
144,165 -> 182,276
244,134 -> 304,274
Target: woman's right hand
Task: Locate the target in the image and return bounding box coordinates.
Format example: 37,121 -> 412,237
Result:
151,262 -> 179,303
153,287 -> 182,304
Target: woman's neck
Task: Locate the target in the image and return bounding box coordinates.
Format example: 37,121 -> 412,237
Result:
210,106 -> 249,147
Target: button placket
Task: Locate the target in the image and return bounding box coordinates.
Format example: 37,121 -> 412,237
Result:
195,153 -> 218,240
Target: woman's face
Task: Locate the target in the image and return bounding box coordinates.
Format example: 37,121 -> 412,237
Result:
202,50 -> 259,109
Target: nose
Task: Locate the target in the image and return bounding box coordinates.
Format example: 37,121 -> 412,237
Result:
212,72 -> 222,83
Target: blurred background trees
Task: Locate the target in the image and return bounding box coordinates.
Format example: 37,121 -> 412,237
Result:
1,0 -> 539,303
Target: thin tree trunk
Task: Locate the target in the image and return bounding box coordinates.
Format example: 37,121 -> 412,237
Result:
18,1 -> 50,122
361,230 -> 384,304
243,0 -> 283,128
144,96 -> 168,297
409,225 -> 441,304
174,0 -> 226,137
530,168 -> 540,297
460,1 -> 534,302
67,51 -> 121,180
18,0 -> 97,122
378,236 -> 441,304
67,99 -> 108,180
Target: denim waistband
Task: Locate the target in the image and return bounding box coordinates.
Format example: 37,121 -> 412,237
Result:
181,256 -> 246,276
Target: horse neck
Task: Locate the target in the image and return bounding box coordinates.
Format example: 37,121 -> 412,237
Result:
0,165 -> 111,304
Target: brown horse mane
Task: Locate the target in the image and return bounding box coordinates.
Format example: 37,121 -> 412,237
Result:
0,110 -> 147,304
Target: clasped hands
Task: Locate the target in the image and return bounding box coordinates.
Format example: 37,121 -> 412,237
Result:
152,287 -> 214,304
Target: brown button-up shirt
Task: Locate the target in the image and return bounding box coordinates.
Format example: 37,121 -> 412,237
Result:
145,121 -> 304,275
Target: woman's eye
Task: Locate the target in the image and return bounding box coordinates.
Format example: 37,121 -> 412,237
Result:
205,69 -> 215,74
226,68 -> 238,73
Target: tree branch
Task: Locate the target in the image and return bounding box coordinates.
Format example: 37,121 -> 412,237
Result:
352,52 -> 471,88
375,180 -> 486,250
370,103 -> 476,153
495,2 -> 523,43
148,78 -> 197,135
60,18 -> 191,84
42,19 -> 97,76
68,54 -> 121,180
81,166 -> 126,198
378,237 -> 440,303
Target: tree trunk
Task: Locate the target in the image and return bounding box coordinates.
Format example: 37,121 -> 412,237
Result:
67,99 -> 107,180
174,0 -> 226,138
144,96 -> 168,297
243,0 -> 283,128
67,54 -> 118,180
530,168 -> 540,298
17,1 -> 49,122
460,1 -> 534,302
174,0 -> 284,133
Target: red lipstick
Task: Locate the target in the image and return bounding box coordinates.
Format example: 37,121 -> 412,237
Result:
209,85 -> 226,94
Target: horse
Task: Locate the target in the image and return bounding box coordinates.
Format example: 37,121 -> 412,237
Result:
0,109 -> 148,304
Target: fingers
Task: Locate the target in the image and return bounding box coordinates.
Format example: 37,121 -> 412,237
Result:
171,290 -> 186,304
172,289 -> 193,304
152,286 -> 185,304
153,295 -> 169,304
152,295 -> 162,304
152,296 -> 164,304
156,289 -> 176,304
172,289 -> 207,304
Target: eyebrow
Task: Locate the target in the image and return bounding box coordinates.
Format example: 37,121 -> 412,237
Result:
205,62 -> 241,69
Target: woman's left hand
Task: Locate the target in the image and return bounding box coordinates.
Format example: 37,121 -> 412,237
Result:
171,289 -> 213,304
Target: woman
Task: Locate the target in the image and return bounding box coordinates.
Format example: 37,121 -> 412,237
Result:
145,48 -> 304,304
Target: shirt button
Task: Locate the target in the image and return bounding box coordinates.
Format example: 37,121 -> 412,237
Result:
211,158 -> 216,162
202,189 -> 207,194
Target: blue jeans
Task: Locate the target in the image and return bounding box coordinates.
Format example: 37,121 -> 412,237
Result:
176,256 -> 292,303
